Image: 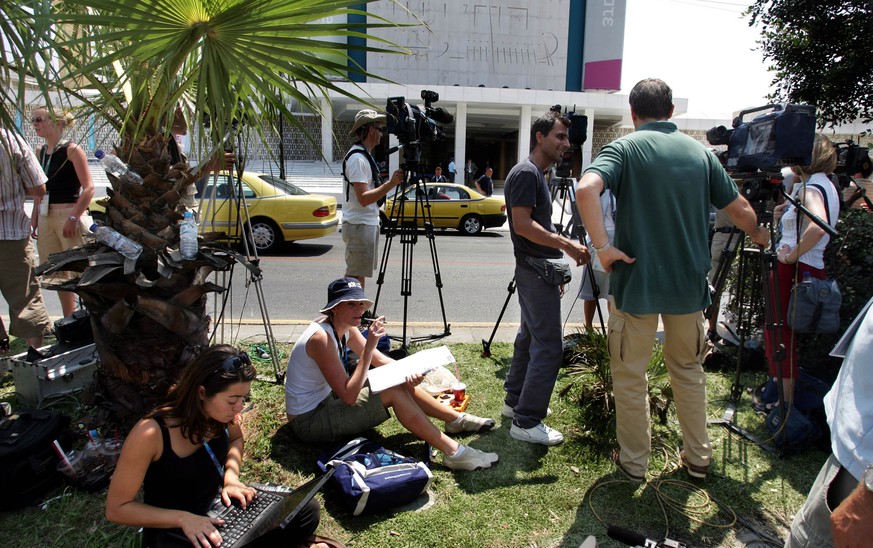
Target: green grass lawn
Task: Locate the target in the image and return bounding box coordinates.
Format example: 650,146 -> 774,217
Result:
0,339 -> 823,547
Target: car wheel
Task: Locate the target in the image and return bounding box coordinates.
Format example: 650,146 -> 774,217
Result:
459,214 -> 483,235
379,212 -> 389,234
246,218 -> 283,254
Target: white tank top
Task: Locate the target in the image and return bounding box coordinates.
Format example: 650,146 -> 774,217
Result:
284,322 -> 337,415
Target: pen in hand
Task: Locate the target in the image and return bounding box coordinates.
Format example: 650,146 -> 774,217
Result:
361,317 -> 387,325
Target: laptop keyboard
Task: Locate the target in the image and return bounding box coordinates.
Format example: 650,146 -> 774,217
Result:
211,491 -> 283,545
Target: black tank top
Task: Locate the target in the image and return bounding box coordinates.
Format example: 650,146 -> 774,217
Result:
142,417 -> 229,526
40,142 -> 81,204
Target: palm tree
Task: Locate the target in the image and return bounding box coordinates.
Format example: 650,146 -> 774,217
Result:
12,0 -> 406,426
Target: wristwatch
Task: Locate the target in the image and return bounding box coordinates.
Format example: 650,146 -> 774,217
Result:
864,464 -> 873,492
67,215 -> 78,222
593,241 -> 612,254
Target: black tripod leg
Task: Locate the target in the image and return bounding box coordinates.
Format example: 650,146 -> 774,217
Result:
705,229 -> 740,340
482,277 -> 516,357
707,245 -> 778,454
586,265 -> 607,333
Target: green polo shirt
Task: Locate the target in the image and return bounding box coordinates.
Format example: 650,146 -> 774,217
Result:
585,121 -> 739,314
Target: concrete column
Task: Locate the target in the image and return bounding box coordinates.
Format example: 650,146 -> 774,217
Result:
518,104 -> 532,162
321,98 -> 333,162
583,108 -> 595,168
453,102 -> 468,178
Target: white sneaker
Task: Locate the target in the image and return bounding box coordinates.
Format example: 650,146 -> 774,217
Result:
442,445 -> 499,471
501,404 -> 551,419
445,412 -> 495,434
510,422 -> 564,446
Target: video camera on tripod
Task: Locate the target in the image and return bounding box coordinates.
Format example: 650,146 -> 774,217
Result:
833,139 -> 873,187
706,103 -> 817,205
385,90 -> 454,172
552,105 -> 588,179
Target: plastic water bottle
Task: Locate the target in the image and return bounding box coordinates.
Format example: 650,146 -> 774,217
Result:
179,211 -> 198,260
90,223 -> 143,260
94,150 -> 144,185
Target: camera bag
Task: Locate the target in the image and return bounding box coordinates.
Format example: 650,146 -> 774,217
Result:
317,437 -> 432,516
53,309 -> 93,344
0,408 -> 72,509
727,104 -> 816,172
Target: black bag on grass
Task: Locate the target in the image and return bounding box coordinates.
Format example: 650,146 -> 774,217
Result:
0,408 -> 72,508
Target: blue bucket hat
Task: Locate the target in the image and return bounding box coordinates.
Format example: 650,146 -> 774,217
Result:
320,278 -> 374,313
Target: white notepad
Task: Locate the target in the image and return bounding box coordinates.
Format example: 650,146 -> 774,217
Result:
367,346 -> 455,393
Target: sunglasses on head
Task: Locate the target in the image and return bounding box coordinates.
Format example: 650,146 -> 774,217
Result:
214,352 -> 251,376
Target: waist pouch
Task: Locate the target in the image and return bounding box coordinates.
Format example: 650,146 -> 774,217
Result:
524,256 -> 572,286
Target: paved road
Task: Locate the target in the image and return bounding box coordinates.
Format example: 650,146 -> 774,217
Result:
208,229 -> 594,346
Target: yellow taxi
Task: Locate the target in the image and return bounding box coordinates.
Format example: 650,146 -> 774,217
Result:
89,171 -> 338,253
381,182 -> 506,235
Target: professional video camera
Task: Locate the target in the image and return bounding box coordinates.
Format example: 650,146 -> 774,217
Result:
833,139 -> 873,188
552,105 -> 588,179
385,90 -> 454,169
706,103 -> 817,204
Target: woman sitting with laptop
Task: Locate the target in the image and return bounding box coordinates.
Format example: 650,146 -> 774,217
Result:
284,278 -> 499,471
106,345 -> 336,547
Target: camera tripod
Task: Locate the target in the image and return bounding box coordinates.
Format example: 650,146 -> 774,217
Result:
707,185 -> 839,456
706,231 -> 781,455
198,133 -> 283,383
371,166 -> 450,355
481,172 -> 589,357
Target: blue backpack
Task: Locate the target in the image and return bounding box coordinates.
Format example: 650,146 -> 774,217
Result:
316,437 -> 432,515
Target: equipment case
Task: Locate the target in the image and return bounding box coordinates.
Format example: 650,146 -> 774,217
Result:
10,342 -> 99,407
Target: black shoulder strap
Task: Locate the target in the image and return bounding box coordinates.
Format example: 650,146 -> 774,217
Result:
808,183 -> 831,225
343,147 -> 382,202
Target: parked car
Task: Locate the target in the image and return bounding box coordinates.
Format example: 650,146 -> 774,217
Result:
381,182 -> 506,235
88,171 -> 338,253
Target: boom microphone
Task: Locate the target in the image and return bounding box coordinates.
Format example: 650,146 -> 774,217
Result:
606,525 -> 689,548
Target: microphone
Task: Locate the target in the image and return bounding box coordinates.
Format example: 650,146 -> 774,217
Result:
607,525 -> 688,548
386,144 -> 405,155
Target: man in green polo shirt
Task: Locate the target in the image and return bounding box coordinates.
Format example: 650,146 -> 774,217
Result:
576,78 -> 769,482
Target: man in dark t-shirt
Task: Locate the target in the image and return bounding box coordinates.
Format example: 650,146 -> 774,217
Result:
503,112 -> 588,446
476,167 -> 494,196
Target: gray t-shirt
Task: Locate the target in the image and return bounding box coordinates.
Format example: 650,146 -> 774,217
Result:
504,158 -> 561,260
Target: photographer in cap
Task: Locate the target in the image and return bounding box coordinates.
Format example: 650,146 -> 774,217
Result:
342,109 -> 404,288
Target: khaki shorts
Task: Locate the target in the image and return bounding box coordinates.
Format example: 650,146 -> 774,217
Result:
342,222 -> 379,278
288,382 -> 390,443
38,206 -> 85,284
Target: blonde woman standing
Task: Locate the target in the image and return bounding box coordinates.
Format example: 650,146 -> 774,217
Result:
31,107 -> 94,317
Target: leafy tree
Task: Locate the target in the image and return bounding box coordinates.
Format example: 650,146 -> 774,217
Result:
6,0 -> 404,426
749,1 -> 873,128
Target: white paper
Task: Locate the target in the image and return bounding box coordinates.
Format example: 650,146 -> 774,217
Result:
367,346 -> 456,393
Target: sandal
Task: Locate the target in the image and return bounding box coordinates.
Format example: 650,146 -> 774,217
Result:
610,448 -> 645,483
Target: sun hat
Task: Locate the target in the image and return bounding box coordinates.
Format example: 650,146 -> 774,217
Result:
348,109 -> 386,137
320,278 -> 374,313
